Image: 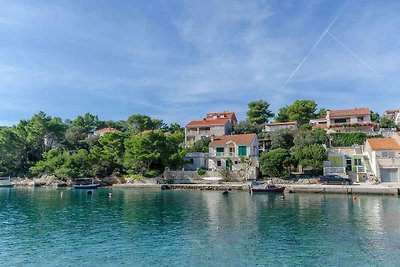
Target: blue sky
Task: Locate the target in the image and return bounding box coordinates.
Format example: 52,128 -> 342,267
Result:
0,0 -> 399,126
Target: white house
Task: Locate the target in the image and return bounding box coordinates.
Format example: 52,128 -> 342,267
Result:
364,137 -> 400,182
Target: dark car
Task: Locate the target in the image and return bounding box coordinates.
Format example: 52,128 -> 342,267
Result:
319,175 -> 353,185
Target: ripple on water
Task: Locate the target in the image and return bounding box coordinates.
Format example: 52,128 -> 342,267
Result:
1,188 -> 400,266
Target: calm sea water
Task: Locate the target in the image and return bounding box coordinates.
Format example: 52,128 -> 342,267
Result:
1,188 -> 400,266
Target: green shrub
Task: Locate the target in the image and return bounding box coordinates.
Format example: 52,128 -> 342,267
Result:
143,170 -> 160,178
197,168 -> 207,176
330,132 -> 367,147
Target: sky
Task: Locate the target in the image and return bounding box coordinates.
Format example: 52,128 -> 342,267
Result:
0,0 -> 399,126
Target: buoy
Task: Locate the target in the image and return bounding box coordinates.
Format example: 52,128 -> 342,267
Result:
108,192 -> 112,198
60,192 -> 63,197
353,196 -> 356,200
281,195 -> 285,199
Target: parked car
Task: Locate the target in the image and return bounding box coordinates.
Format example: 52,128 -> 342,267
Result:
318,175 -> 353,185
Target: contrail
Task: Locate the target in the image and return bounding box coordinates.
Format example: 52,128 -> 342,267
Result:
283,1 -> 349,86
327,31 -> 377,74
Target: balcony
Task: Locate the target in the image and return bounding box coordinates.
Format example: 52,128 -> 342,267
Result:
214,152 -> 237,157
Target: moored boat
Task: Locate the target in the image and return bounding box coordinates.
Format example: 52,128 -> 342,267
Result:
72,178 -> 100,189
0,177 -> 12,187
249,181 -> 285,193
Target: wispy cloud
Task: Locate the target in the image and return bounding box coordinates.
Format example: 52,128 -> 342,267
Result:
0,0 -> 399,126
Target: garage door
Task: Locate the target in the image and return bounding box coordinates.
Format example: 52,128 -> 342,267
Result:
380,168 -> 398,182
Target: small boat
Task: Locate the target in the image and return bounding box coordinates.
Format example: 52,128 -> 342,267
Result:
0,177 -> 12,187
249,181 -> 285,193
72,178 -> 100,189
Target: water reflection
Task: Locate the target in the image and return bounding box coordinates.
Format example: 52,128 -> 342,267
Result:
1,189 -> 400,266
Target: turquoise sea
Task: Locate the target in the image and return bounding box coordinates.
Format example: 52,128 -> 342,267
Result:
1,188 -> 400,266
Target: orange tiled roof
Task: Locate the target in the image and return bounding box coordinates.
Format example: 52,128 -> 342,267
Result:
187,118 -> 229,127
211,134 -> 256,146
94,127 -> 118,134
266,121 -> 297,126
328,108 -> 370,118
367,138 -> 400,150
311,117 -> 327,122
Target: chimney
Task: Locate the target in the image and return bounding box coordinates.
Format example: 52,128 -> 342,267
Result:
211,134 -> 215,142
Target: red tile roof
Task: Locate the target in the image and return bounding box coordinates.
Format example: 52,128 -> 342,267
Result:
205,112 -> 236,121
385,110 -> 399,114
187,118 -> 230,127
328,108 -> 370,118
94,127 -> 118,134
266,121 -> 297,126
210,134 -> 256,146
366,138 -> 400,150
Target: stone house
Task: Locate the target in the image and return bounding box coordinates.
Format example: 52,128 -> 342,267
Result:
208,134 -> 259,178
185,111 -> 237,145
326,108 -> 375,133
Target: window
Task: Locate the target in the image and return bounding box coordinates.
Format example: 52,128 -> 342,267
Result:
346,158 -> 352,171
217,160 -> 221,166
334,119 -> 347,124
354,158 -> 362,166
189,159 -> 194,164
382,151 -> 395,158
234,161 -> 238,164
238,146 -> 247,156
357,117 -> 364,122
216,147 -> 224,156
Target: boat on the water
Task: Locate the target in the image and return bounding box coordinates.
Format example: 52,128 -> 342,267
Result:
249,181 -> 285,193
0,177 -> 12,187
72,178 -> 100,189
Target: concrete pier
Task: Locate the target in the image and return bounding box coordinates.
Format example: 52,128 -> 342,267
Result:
285,184 -> 399,195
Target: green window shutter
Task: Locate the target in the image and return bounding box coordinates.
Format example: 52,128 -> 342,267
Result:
238,146 -> 247,156
216,147 -> 224,153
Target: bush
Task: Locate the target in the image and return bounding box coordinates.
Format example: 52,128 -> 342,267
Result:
143,170 -> 160,178
197,169 -> 207,176
330,132 -> 367,147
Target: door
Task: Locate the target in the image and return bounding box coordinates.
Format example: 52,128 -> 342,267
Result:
380,168 -> 398,182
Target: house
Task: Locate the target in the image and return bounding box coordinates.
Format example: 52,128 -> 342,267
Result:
326,108 -> 375,133
184,152 -> 209,171
324,145 -> 370,182
94,127 -> 118,136
208,134 -> 259,178
364,138 -> 400,182
383,109 -> 400,126
264,121 -> 298,132
185,111 -> 237,145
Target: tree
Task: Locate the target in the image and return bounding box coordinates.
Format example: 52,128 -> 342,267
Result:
379,117 -> 396,129
316,108 -> 327,118
187,137 -> 211,153
275,100 -> 317,125
270,129 -> 294,150
330,132 -> 367,147
247,100 -> 274,124
370,110 -> 380,123
88,131 -> 125,177
233,121 -> 263,135
127,114 -> 165,134
260,149 -> 293,178
292,144 -> 327,173
294,128 -> 328,147
275,106 -> 289,122
124,130 -> 186,175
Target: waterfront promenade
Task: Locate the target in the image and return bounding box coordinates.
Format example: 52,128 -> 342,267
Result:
113,181 -> 400,195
